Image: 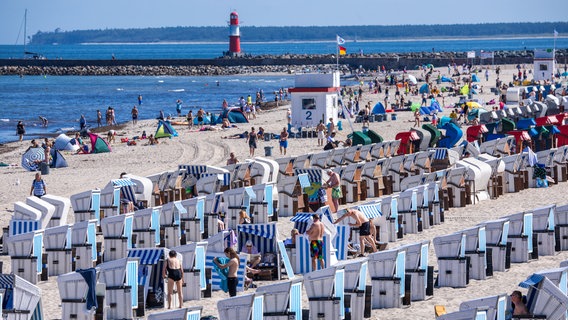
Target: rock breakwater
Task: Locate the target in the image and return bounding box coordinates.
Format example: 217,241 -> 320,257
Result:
1,50 -> 565,76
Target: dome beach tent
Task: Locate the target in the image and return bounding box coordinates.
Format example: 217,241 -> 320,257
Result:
53,134 -> 79,152
217,107 -> 249,124
372,102 -> 386,114
50,149 -> 68,168
88,133 -> 111,153
155,120 -> 179,139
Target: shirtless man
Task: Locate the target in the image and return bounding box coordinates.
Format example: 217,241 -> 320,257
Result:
213,247 -> 240,297
305,214 -> 325,271
316,120 -> 326,147
334,208 -> 377,257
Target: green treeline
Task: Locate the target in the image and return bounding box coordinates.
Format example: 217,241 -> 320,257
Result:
30,22 -> 568,44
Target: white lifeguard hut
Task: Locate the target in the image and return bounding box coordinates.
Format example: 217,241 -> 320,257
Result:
533,49 -> 556,82
288,71 -> 341,128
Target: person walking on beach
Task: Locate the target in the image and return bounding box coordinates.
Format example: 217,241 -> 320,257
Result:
213,247 -> 240,297
162,250 -> 183,309
30,172 -> 47,198
16,121 -> 25,142
175,99 -> 183,117
334,208 -> 377,257
305,214 -> 325,271
279,127 -> 288,155
246,127 -> 258,157
131,106 -> 138,125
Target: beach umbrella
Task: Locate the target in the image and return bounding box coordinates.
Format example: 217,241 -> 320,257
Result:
466,101 -> 481,109
562,72 -> 568,76
21,147 -> 45,171
407,74 -> 417,85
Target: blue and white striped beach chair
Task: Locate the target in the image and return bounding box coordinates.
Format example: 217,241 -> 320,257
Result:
44,224 -> 72,276
460,225 -> 487,281
147,307 -> 203,320
0,274 -> 43,320
256,278 -> 303,320
41,194 -> 70,228
101,213 -> 134,262
97,257 -> 139,319
6,230 -> 43,284
132,207 -> 160,248
171,242 -> 207,301
400,241 -> 432,302
433,232 -> 468,288
71,189 -> 101,224
504,211 -> 535,263
368,248 -> 406,308
478,218 -> 510,273
304,266 -> 344,319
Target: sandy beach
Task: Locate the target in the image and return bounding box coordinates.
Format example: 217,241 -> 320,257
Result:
1,64 -> 567,319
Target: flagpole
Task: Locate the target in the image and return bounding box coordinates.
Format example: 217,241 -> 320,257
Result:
336,45 -> 339,70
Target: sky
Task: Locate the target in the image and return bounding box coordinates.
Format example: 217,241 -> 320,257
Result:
1,0 -> 567,45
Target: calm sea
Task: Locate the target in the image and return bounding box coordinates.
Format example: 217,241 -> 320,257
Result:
0,37 -> 566,60
0,38 -> 566,144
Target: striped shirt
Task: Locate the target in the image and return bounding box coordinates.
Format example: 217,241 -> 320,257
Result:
32,179 -> 46,197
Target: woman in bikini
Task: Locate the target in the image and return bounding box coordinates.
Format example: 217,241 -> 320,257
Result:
162,250 -> 184,308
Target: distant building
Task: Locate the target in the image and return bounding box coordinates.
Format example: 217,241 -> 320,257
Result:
533,49 -> 555,81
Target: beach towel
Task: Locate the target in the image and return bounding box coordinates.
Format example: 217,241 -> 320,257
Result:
213,257 -> 230,293
77,268 -> 98,310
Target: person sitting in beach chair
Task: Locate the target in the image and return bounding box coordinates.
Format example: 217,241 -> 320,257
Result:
242,240 -> 261,269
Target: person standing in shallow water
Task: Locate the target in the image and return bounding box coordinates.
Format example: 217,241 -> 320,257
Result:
16,121 -> 25,141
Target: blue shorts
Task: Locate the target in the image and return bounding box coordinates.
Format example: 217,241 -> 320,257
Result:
280,140 -> 288,148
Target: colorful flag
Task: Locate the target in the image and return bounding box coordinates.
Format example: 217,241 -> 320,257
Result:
554,29 -> 559,38
336,35 -> 345,45
339,46 -> 346,55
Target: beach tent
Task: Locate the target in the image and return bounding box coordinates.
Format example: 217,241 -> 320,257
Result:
441,76 -> 454,83
460,84 -> 470,95
471,74 -> 480,82
468,108 -> 488,122
50,149 -> 68,168
155,120 -> 178,139
88,133 -> 111,153
21,147 -> 45,171
192,115 -> 212,125
430,100 -> 443,112
419,84 -> 430,94
466,101 -> 481,109
217,107 -> 249,124
53,134 -> 79,152
372,102 -> 386,114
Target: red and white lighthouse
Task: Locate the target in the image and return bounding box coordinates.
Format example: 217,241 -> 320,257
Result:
228,11 -> 241,56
